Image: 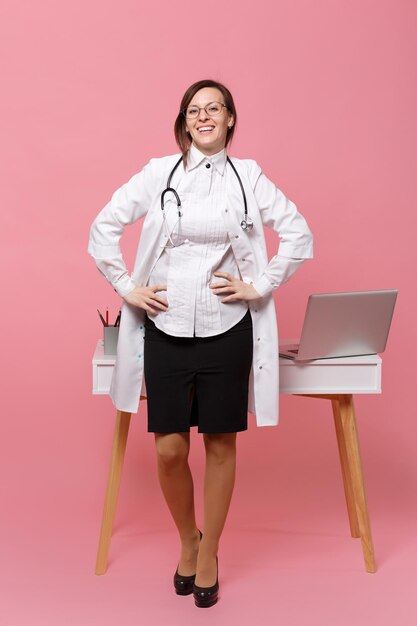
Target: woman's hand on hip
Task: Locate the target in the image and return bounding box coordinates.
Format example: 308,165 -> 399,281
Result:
123,285 -> 169,314
209,272 -> 261,303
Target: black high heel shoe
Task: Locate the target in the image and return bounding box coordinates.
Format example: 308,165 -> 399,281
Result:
173,529 -> 202,596
193,556 -> 219,608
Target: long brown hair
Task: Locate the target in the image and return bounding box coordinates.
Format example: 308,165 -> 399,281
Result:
174,79 -> 237,165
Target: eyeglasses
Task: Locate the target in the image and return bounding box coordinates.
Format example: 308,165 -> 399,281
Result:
182,101 -> 229,119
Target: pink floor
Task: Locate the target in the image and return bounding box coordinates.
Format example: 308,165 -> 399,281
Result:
2,395 -> 416,626
4,523 -> 415,626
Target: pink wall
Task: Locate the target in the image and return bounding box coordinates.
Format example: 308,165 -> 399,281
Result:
1,1 -> 416,624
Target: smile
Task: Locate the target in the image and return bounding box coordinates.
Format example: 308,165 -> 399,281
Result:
198,126 -> 215,133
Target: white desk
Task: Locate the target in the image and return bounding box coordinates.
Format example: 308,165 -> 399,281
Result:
92,339 -> 381,575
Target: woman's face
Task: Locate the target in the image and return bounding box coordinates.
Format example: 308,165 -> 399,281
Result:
185,87 -> 234,156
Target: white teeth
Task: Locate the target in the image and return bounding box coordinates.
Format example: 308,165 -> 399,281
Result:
198,126 -> 214,132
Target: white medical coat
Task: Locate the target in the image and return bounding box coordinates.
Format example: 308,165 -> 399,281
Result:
88,153 -> 314,426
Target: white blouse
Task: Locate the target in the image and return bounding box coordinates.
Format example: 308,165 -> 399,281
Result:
147,143 -> 304,337
147,143 -> 247,336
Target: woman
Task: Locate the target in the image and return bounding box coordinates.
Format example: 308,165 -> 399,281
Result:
88,79 -> 313,607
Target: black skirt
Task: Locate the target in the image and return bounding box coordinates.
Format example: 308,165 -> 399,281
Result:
143,309 -> 253,433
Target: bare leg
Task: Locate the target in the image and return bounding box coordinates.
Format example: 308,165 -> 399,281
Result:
154,432 -> 201,575
195,432 -> 237,587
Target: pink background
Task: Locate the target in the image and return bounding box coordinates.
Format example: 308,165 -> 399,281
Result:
1,0 -> 416,624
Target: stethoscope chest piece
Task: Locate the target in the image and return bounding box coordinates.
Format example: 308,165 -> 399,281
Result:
240,217 -> 253,231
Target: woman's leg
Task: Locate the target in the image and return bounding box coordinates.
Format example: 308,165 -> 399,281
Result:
154,432 -> 201,576
195,432 -> 237,587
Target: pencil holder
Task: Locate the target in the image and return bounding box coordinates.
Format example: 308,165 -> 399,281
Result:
103,326 -> 119,355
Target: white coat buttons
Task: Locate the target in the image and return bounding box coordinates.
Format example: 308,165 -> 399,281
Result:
235,235 -> 239,239
206,163 -> 211,168
259,365 -> 263,369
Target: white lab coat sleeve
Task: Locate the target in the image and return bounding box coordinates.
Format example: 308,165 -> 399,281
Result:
88,159 -> 155,297
252,257 -> 306,298
250,163 -> 314,298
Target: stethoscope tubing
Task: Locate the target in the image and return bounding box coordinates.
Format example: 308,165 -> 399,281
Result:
160,154 -> 252,230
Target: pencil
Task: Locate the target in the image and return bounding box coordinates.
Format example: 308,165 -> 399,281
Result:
97,309 -> 106,326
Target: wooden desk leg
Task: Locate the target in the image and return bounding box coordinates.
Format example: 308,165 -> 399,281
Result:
334,394 -> 376,573
331,398 -> 360,538
95,410 -> 132,575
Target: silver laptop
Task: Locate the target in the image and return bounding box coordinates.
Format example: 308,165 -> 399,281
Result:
279,290 -> 398,361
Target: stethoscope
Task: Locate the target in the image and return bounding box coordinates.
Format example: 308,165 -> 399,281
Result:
160,155 -> 253,235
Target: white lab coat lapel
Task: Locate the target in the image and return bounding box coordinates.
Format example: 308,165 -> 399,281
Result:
109,168 -> 169,412
223,159 -> 280,426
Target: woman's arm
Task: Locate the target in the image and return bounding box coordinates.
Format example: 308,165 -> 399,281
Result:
88,160 -> 155,297
209,164 -> 313,303
250,166 -> 314,298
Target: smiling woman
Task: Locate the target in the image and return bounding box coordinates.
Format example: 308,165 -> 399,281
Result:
88,78 -> 313,607
174,80 -> 237,162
